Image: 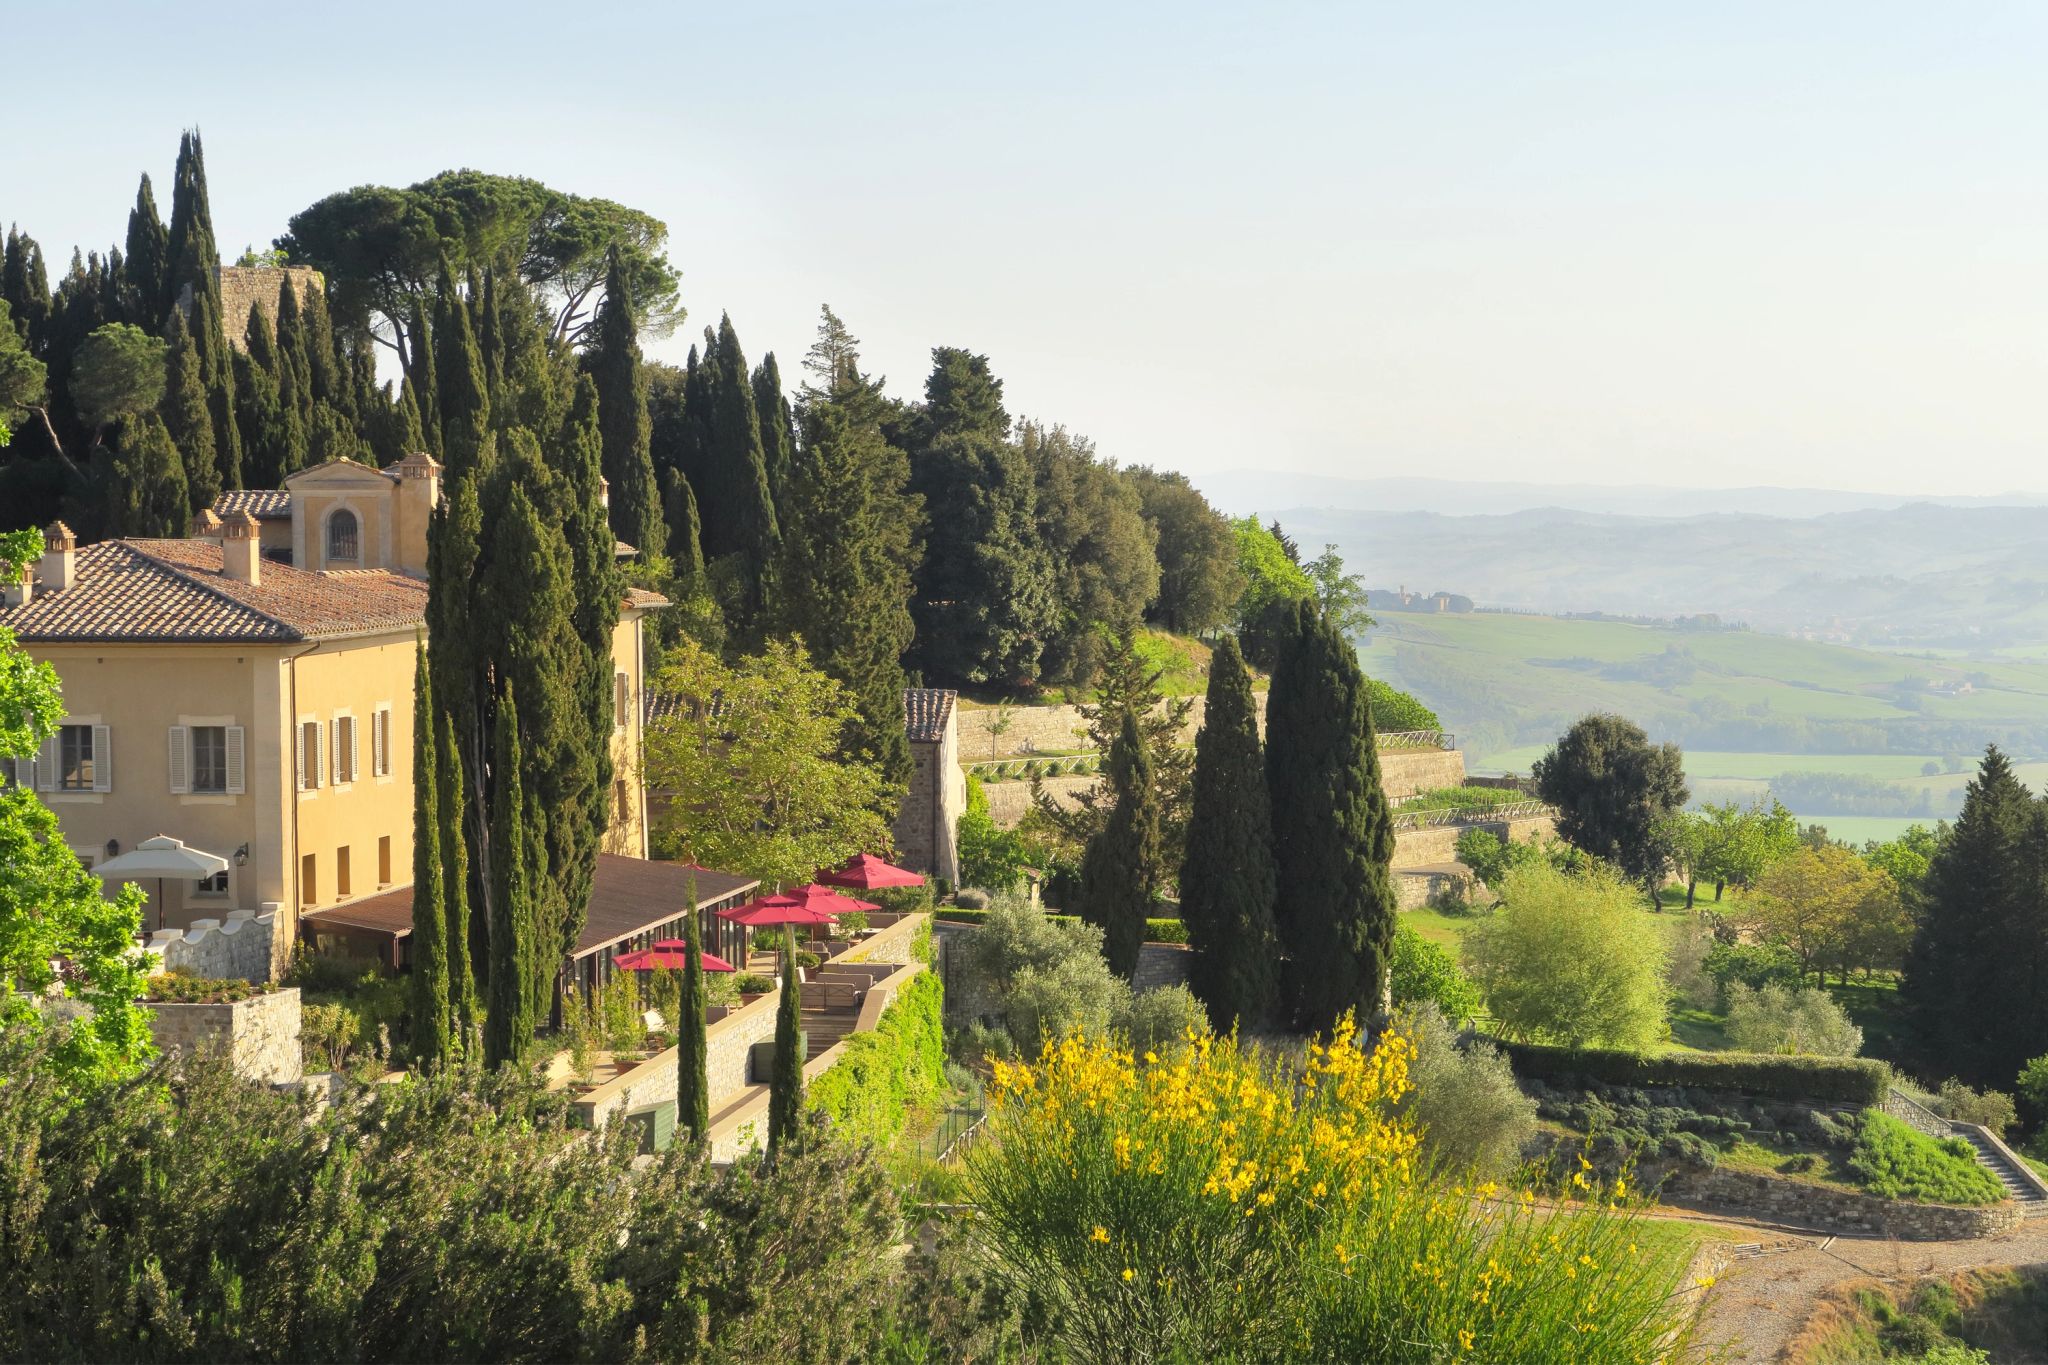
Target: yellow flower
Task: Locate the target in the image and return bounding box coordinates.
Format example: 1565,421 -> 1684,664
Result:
1695,1274 -> 1716,1289
1091,1226 -> 1110,1244
1122,1268 -> 1135,1282
1458,1328 -> 1475,1352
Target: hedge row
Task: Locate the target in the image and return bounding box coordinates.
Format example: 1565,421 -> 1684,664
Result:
1494,1039 -> 1889,1106
807,970 -> 946,1149
935,909 -> 1188,943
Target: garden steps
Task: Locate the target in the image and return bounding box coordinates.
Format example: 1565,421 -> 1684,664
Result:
1957,1129 -> 2047,1209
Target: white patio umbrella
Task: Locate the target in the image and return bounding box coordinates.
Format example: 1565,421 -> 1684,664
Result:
92,835 -> 230,932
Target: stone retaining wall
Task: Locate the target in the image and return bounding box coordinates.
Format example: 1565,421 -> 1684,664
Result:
1133,942 -> 1192,994
147,986 -> 303,1086
839,911 -> 926,965
1658,1166 -> 2024,1240
571,987 -> 783,1131
1380,747 -> 1467,798
141,906 -> 289,982
1393,814 -> 1556,869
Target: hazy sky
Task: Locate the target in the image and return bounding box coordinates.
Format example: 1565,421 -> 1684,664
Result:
9,2 -> 2047,496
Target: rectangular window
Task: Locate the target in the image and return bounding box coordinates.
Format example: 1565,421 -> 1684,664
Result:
193,870 -> 229,898
336,845 -> 351,898
301,853 -> 317,905
57,724 -> 94,790
332,716 -> 357,786
614,672 -> 629,730
615,778 -> 630,824
299,721 -> 321,790
190,726 -> 227,793
378,835 -> 392,886
373,707 -> 392,777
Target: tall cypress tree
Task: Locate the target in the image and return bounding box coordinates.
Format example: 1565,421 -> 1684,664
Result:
273,276 -> 314,429
676,877 -> 711,1144
768,924 -> 806,1159
409,643 -> 454,1064
706,314 -> 780,629
485,681 -> 537,1068
1080,711 -> 1161,980
1903,746 -> 2048,1087
1179,636 -> 1279,1030
163,130 -> 218,320
3,228 -> 52,352
586,252 -> 664,557
907,347 -> 1056,686
234,303 -> 299,485
104,414 -> 189,539
752,352 -> 795,510
408,295 -> 441,456
439,707 -> 478,1040
299,276 -> 343,412
194,289 -> 242,490
433,262 -> 489,477
124,175 -> 169,331
771,398 -> 916,803
1265,600 -> 1397,1032
159,308 -> 218,512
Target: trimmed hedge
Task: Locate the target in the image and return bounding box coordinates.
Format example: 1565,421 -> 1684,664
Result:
1494,1039 -> 1889,1106
935,908 -> 1188,944
807,970 -> 945,1150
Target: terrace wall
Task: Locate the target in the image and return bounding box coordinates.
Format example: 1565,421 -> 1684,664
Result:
147,986 -> 303,1086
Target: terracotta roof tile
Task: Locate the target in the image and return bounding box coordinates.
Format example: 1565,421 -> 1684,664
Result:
0,538 -> 428,643
905,688 -> 956,743
211,489 -> 291,520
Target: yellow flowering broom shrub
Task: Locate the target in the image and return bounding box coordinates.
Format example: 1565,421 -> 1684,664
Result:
965,1018 -> 1702,1362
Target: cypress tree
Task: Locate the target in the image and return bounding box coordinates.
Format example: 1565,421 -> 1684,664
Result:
394,378 -> 427,453
409,644 -> 454,1064
104,414 -> 189,539
772,398 -> 916,802
124,175 -> 169,331
661,465 -> 705,579
433,262 -> 489,476
408,295 -> 441,456
1903,746 -> 2048,1086
1179,636 -> 1280,1031
234,303 -> 299,485
752,351 -> 795,509
586,252 -> 664,557
767,924 -> 806,1159
3,228 -> 52,351
439,708 -> 478,1040
1080,711 -> 1161,980
704,314 -> 780,627
907,348 -> 1057,686
273,277 -> 314,429
676,876 -> 711,1143
163,130 -> 218,320
299,276 -> 342,412
1265,600 -> 1398,1032
194,289 -> 242,490
485,681 -> 537,1068
159,308 -> 218,512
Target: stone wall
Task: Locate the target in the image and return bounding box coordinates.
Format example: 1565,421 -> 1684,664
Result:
982,773 -> 1090,827
572,988 -> 783,1132
1133,943 -> 1192,994
1395,866 -> 1474,909
1658,1166 -> 2025,1240
147,986 -> 303,1086
142,906 -> 288,982
1379,747 -> 1467,798
957,693 -> 1273,760
839,911 -> 926,965
1393,814 -> 1556,869
215,265 -> 326,354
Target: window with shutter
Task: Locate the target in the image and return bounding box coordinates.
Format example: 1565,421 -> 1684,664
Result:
56,725 -> 94,790
190,726 -> 228,793
35,735 -> 57,792
615,672 -> 629,730
167,726 -> 190,795
225,726 -> 245,795
92,724 -> 111,792
371,709 -> 387,777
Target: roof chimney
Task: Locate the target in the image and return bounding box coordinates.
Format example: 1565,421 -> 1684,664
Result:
39,522 -> 75,593
190,508 -> 223,541
221,510 -> 261,585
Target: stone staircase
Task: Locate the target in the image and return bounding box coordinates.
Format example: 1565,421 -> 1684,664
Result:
1886,1088 -> 2048,1214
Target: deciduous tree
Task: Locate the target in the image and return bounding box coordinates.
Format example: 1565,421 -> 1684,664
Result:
1532,713 -> 1689,893
1464,862 -> 1668,1049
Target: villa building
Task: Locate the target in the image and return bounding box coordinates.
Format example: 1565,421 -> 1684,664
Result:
0,454 -> 664,944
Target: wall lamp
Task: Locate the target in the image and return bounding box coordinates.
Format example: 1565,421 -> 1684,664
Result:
104,838 -> 120,859
233,843 -> 250,867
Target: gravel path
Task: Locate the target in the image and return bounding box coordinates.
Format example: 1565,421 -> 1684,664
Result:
1686,1211 -> 2048,1362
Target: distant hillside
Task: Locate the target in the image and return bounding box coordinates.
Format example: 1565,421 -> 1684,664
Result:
1359,610 -> 2048,763
1284,502 -> 2048,649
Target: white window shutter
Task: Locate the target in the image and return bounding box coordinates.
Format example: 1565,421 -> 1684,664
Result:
92,725 -> 111,792
348,716 -> 359,784
225,726 -> 246,795
167,726 -> 190,795
371,710 -> 384,777
295,723 -> 307,791
34,735 -> 56,792
329,719 -> 340,786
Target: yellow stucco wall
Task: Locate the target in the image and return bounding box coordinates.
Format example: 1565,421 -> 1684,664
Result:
603,612 -> 650,858
291,637 -> 418,915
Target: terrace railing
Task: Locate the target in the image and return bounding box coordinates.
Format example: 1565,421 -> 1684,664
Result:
1390,799 -> 1555,831
1377,729 -> 1455,751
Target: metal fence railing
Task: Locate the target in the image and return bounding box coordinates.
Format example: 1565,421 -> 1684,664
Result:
918,1104 -> 990,1163
1390,800 -> 1555,831
1377,729 -> 1455,751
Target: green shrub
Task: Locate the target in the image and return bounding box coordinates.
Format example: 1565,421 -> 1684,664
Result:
1935,1079 -> 2018,1137
809,971 -> 945,1149
735,973 -> 775,994
1389,925 -> 1482,1025
1496,1039 -> 1890,1105
144,971 -> 260,1004
958,775 -> 1031,892
1396,1002 -> 1537,1177
1465,863 -> 1668,1049
1143,917 -> 1187,944
795,950 -> 821,971
938,907 -> 1082,929
1845,1110 -> 2006,1205
836,910 -> 870,935
870,884 -> 935,915
301,1001 -> 360,1071
1724,983 -> 1864,1057
1115,984 -> 1209,1055
2018,1054 -> 2048,1124
1365,678 -> 1441,732
1703,941 -> 1804,999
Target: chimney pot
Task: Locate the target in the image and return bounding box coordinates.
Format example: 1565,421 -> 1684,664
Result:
221,511 -> 261,585
38,520 -> 76,594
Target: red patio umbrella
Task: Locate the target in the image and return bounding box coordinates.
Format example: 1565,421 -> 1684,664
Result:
716,894 -> 840,927
614,942 -> 735,973
785,882 -> 882,913
818,853 -> 924,889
